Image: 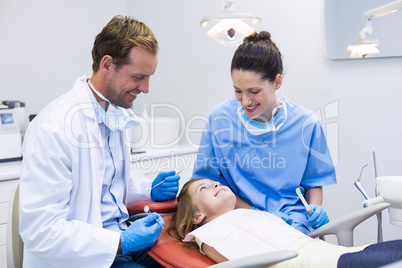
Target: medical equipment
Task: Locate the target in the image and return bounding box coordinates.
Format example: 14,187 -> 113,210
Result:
368,148 -> 402,226
355,149 -> 402,243
354,149 -> 384,243
354,164 -> 370,200
152,169 -> 184,189
0,101 -> 26,162
296,188 -> 312,216
144,205 -> 164,229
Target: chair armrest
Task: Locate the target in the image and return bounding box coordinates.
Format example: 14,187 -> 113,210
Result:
308,202 -> 390,247
208,250 -> 298,268
127,198 -> 178,215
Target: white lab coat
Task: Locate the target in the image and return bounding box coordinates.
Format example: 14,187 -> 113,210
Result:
19,76 -> 152,268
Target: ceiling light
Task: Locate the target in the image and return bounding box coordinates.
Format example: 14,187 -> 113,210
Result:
201,0 -> 261,46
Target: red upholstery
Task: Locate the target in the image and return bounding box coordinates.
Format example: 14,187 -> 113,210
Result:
127,199 -> 179,215
146,214 -> 215,268
126,200 -> 215,268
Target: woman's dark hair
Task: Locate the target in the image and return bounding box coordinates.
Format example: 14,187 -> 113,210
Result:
231,31 -> 283,82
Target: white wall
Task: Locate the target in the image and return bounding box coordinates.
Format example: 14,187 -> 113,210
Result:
1,0 -> 401,246
0,0 -> 129,115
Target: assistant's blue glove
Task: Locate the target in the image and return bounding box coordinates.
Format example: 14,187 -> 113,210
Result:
120,213 -> 164,255
308,204 -> 329,229
269,210 -> 293,225
151,170 -> 180,201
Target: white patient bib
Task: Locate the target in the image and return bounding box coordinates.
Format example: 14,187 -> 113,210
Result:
184,209 -> 305,261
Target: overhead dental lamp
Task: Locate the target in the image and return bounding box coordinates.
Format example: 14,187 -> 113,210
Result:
347,0 -> 402,58
200,0 -> 261,46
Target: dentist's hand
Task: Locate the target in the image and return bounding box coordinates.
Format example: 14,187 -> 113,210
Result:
151,170 -> 180,201
269,210 -> 293,225
120,213 -> 164,255
307,204 -> 329,229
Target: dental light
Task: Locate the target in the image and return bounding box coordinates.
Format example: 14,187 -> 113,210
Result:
347,0 -> 402,58
200,0 -> 261,46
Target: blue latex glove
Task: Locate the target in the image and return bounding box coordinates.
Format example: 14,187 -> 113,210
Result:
269,210 -> 293,225
120,213 -> 164,255
307,204 -> 329,229
151,170 -> 180,201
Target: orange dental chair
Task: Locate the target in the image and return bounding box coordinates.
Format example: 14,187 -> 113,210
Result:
127,200 -> 389,268
127,199 -> 300,268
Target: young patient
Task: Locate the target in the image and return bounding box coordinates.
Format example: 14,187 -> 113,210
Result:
168,178 -> 402,268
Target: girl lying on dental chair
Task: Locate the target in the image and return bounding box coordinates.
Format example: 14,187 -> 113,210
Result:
168,178 -> 402,268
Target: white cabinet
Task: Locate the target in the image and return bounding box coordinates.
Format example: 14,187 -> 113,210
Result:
0,161 -> 21,268
130,146 -> 198,193
0,178 -> 19,268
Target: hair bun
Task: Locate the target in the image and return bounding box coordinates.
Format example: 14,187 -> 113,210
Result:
244,31 -> 272,43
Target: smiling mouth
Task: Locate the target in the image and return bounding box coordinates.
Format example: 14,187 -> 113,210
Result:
244,105 -> 258,112
215,188 -> 225,197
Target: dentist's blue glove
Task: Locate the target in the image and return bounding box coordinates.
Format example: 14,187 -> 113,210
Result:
308,204 -> 329,229
120,213 -> 164,255
151,170 -> 180,201
269,210 -> 293,225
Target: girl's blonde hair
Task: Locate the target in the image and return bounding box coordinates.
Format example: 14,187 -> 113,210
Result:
167,178 -> 204,250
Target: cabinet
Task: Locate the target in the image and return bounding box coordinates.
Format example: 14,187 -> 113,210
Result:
0,161 -> 21,268
0,179 -> 19,268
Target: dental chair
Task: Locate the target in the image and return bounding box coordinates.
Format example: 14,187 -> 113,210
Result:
127,199 -> 298,268
127,200 -> 390,268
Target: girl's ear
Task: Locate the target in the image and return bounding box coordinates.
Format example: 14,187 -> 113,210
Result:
193,212 -> 205,225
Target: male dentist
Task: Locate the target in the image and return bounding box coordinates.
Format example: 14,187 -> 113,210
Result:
19,15 -> 179,267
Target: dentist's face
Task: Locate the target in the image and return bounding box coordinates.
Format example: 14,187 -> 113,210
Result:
232,70 -> 281,122
189,179 -> 236,224
105,46 -> 158,109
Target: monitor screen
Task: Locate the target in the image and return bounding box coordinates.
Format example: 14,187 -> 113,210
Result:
1,113 -> 14,124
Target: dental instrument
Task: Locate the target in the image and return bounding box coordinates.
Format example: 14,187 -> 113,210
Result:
353,150 -> 383,243
144,205 -> 164,229
354,164 -> 370,201
151,169 -> 184,189
295,188 -> 312,216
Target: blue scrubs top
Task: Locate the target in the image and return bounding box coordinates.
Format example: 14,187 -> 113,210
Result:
193,97 -> 337,234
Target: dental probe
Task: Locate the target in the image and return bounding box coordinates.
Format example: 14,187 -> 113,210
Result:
151,169 -> 184,189
143,205 -> 164,229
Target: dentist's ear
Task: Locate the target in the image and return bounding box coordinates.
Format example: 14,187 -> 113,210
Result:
193,212 -> 205,225
100,55 -> 114,73
274,74 -> 282,90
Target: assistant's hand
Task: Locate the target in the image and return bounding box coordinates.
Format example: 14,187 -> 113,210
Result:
308,204 -> 329,229
269,210 -> 293,225
151,170 -> 180,201
120,213 -> 164,255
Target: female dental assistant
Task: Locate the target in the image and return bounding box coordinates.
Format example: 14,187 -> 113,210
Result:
193,31 -> 336,235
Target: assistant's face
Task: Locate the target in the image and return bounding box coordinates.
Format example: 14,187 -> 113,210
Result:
105,46 -> 158,109
232,70 -> 281,122
189,179 -> 236,223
